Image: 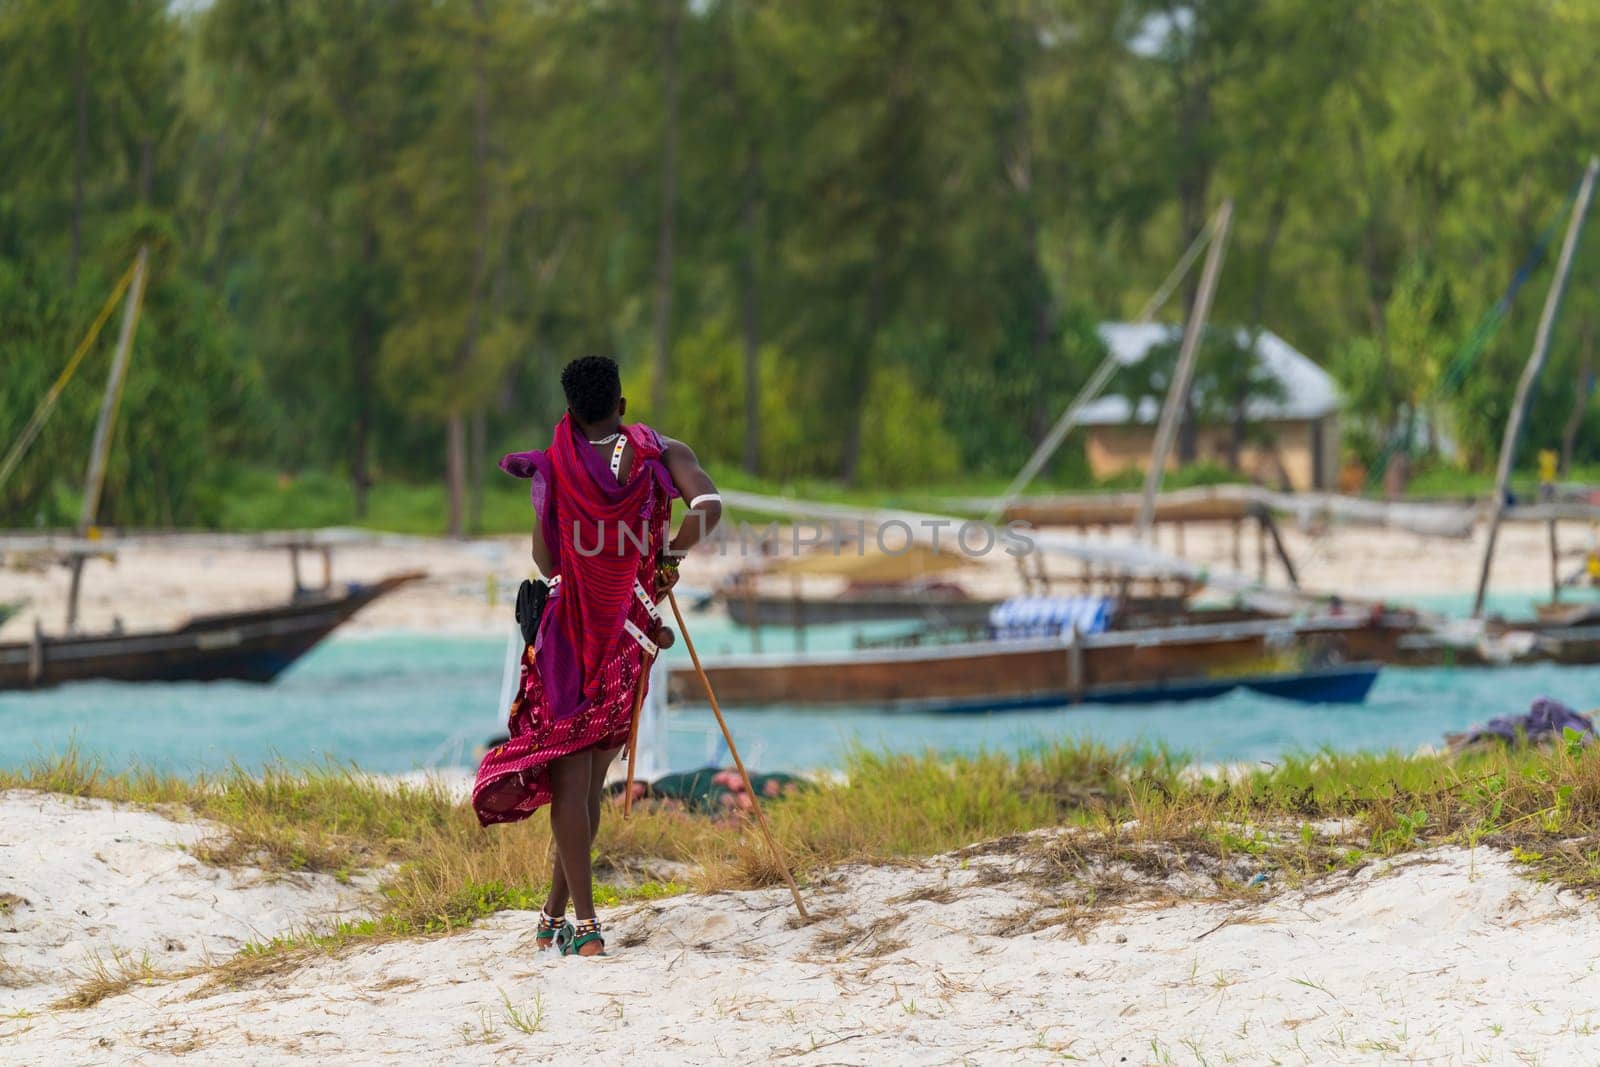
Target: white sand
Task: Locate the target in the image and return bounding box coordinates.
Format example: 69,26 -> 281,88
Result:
0,791 -> 374,1018
3,793 -> 1599,1064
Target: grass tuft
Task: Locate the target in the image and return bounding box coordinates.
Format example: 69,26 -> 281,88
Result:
53,950 -> 171,1010
499,988 -> 545,1034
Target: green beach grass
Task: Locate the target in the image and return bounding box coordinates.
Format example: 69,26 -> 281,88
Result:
7,735 -> 1600,1005
9,737 -> 1600,915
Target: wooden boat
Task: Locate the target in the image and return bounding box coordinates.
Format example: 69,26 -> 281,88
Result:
716,540 -> 1205,630
860,597 -> 1600,670
716,540 -> 1003,628
0,571 -> 422,690
722,586 -> 1000,628
1139,606 -> 1600,668
1200,605 -> 1600,668
667,616 -> 1382,712
0,265 -> 426,691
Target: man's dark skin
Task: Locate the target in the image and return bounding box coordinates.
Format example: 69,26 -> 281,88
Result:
534,393 -> 720,954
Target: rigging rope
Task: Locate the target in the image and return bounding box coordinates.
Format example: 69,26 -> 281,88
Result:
1365,180 -> 1580,490
986,208 -> 1222,522
0,257 -> 141,494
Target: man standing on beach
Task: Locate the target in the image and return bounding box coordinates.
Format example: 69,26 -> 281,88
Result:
471,355 -> 721,957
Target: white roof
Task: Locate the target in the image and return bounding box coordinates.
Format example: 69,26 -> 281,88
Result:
1077,322 -> 1339,426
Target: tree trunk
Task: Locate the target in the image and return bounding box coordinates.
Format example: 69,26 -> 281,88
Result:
651,0 -> 682,419
204,110 -> 268,284
839,7 -> 914,485
451,0 -> 494,539
1229,341 -> 1250,472
837,366 -> 871,484
839,267 -> 883,485
1233,191 -> 1290,471
1025,206 -> 1055,443
469,407 -> 487,534
1347,126 -> 1392,350
1174,73 -> 1213,465
1561,318 -> 1595,476
1005,13 -> 1053,440
740,143 -> 762,476
71,23 -> 89,286
350,223 -> 378,518
446,414 -> 467,538
1348,126 -> 1405,487
138,137 -> 154,205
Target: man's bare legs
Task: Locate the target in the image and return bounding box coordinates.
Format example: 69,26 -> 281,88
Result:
543,746 -> 621,955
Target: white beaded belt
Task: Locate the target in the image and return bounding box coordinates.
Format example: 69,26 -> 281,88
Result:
633,578 -> 661,622
623,617 -> 658,657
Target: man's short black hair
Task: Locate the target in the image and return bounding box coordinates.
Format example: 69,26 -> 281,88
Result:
561,356 -> 622,423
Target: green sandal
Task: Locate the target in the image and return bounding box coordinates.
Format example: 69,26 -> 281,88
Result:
557,917 -> 605,957
535,910 -> 566,951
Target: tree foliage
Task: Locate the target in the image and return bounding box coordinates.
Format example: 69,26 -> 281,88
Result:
5,0 -> 1600,528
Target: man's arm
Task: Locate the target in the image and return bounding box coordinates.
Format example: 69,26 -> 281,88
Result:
662,437 -> 722,558
530,517 -> 555,577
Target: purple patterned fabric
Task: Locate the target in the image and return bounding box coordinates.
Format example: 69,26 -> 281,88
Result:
1465,697 -> 1596,746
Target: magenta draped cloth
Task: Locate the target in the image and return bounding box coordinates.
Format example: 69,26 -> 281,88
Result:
472,417 -> 675,826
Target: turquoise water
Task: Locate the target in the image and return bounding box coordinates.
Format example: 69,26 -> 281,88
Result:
1,596 -> 1596,776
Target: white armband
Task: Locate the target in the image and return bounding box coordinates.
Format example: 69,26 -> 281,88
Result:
688,493 -> 722,510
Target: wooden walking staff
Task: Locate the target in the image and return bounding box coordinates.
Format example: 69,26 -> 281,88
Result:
620,648 -> 656,819
666,588 -> 810,921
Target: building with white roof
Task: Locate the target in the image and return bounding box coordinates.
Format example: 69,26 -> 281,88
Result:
1078,322 -> 1342,491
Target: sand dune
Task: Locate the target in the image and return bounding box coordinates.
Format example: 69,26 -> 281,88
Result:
3,792 -> 1599,1064
0,791 -> 374,1019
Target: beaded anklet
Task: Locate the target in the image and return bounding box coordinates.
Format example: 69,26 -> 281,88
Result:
535,909 -> 565,949
560,916 -> 605,957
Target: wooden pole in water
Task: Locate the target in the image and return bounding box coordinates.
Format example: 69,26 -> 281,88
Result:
1474,157 -> 1600,617
1260,510 -> 1301,589
791,573 -> 805,653
744,571 -> 761,653
1078,524 -> 1091,591
1256,516 -> 1267,582
1137,200 -> 1233,539
666,589 -> 808,920
1549,519 -> 1561,603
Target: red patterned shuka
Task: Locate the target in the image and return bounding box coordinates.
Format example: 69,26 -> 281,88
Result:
472,416 -> 675,827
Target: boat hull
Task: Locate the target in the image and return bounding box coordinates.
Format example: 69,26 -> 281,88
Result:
667,616 -> 1384,712
878,605 -> 1600,670
916,663 -> 1380,713
0,573 -> 421,690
